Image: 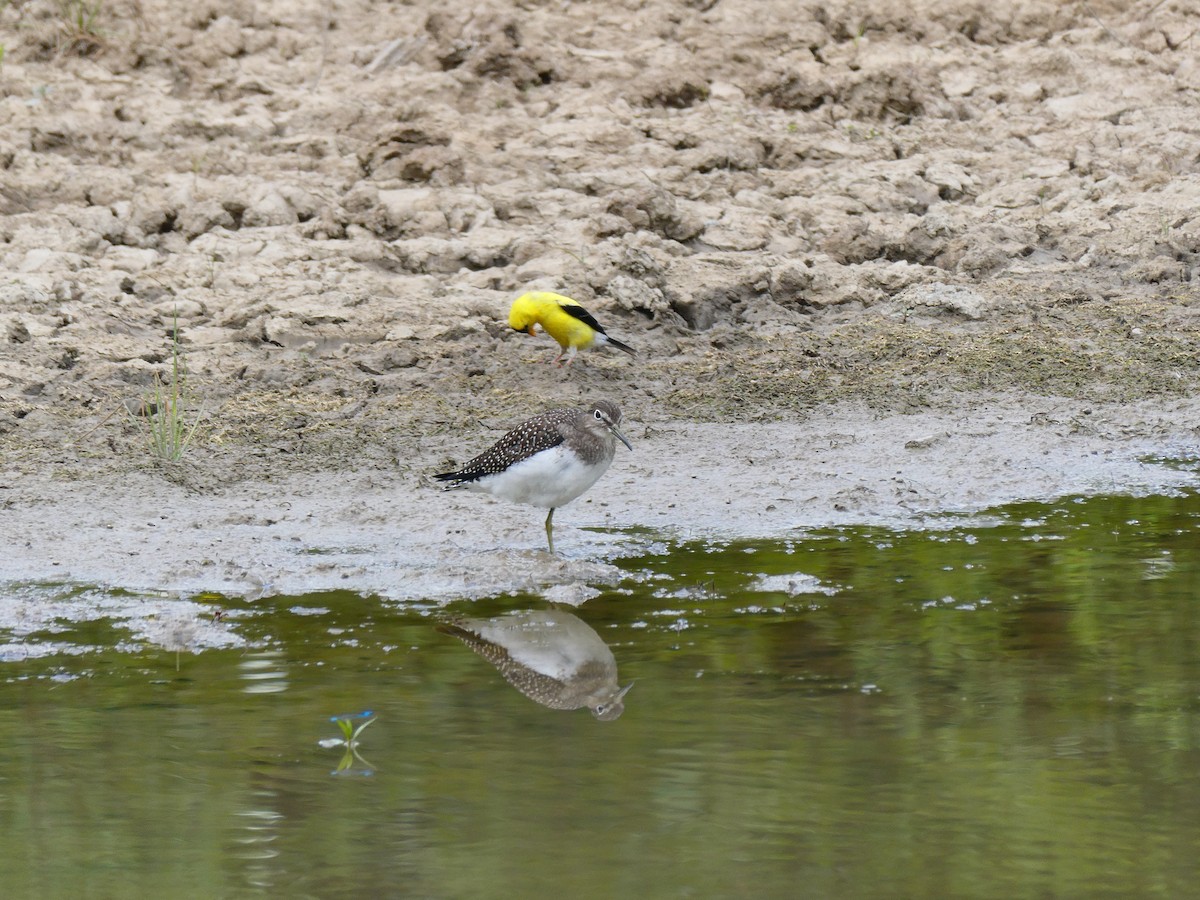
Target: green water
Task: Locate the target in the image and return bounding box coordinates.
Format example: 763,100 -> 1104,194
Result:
2,491 -> 1199,899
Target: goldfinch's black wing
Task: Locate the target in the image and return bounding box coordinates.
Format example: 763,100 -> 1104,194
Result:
558,300 -> 609,336
434,409 -> 574,484
560,300 -> 635,355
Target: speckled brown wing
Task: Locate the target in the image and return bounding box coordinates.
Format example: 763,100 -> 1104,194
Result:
433,408 -> 574,484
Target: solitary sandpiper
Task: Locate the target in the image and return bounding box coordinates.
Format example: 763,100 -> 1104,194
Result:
433,400 -> 633,553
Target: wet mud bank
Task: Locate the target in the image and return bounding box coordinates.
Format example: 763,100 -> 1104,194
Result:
3,395 -> 1198,604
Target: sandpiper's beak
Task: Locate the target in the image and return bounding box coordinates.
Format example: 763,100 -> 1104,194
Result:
614,681 -> 634,701
610,424 -> 633,452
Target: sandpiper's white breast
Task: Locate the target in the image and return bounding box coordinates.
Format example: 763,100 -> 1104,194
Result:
470,445 -> 613,509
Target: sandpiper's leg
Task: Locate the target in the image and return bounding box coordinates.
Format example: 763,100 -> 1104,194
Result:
545,508 -> 556,554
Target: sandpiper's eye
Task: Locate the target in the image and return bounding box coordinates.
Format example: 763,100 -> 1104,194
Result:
594,409 -> 603,420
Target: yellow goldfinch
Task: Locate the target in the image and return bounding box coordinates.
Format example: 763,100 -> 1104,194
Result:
508,291 -> 636,366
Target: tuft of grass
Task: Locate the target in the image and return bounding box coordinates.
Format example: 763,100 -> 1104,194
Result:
0,0 -> 10,67
55,0 -> 106,55
142,314 -> 203,461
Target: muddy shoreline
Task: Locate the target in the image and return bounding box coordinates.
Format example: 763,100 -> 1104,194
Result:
3,393 -> 1198,603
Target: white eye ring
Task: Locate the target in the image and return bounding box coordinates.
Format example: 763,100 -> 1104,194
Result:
594,410 -> 603,420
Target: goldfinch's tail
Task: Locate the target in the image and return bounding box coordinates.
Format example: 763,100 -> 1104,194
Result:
606,336 -> 636,357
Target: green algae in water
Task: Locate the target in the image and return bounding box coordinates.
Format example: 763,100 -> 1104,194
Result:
0,491 -> 1198,898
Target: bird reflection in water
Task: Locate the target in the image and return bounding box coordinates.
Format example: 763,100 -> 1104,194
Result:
438,609 -> 633,721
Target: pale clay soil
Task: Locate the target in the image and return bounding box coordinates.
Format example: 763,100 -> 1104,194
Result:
1,0 -> 1199,636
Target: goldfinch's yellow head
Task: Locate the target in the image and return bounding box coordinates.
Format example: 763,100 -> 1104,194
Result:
508,293 -> 540,334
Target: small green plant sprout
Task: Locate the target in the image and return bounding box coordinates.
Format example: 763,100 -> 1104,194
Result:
139,312 -> 203,461
327,710 -> 376,747
320,711 -> 377,777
